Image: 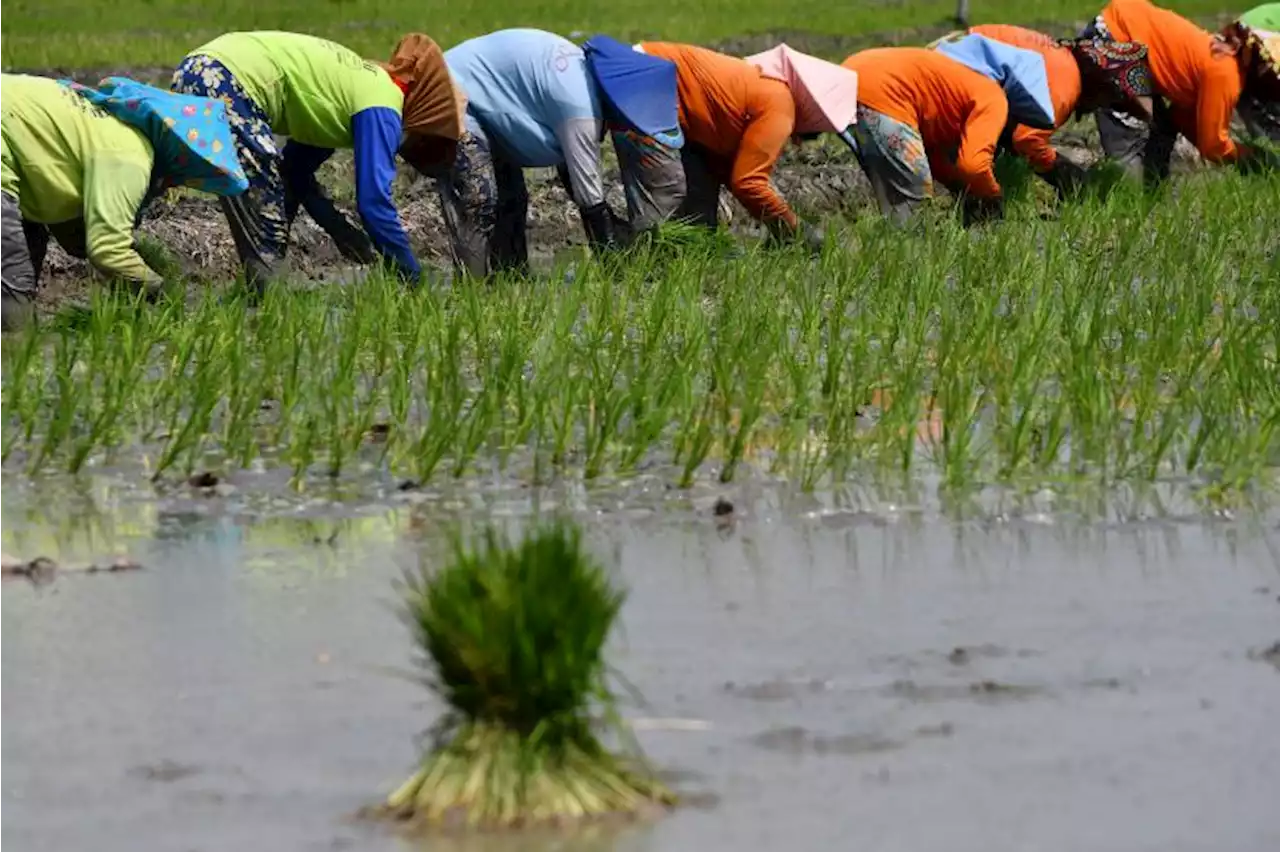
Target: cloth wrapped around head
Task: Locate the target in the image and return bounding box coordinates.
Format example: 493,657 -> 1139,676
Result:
1066,39 -> 1155,120
583,34 -> 684,149
746,44 -> 859,151
933,33 -> 1057,130
63,76 -> 248,195
381,33 -> 466,171
1221,7 -> 1280,103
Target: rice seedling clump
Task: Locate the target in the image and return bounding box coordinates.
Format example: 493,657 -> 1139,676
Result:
381,520 -> 674,829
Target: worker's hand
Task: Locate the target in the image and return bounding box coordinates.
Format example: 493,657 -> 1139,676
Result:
1041,158 -> 1088,200
800,221 -> 826,257
764,220 -> 825,257
962,195 -> 1005,228
579,202 -> 622,255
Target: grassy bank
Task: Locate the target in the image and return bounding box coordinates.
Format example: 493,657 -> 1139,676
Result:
0,0 -> 1241,71
4,169 -> 1277,500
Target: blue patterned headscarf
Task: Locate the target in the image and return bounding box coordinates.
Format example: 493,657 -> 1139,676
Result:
63,76 -> 248,196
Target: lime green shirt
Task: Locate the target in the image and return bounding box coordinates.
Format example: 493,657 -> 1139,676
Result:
1,74 -> 156,283
1240,4 -> 1280,31
196,31 -> 405,149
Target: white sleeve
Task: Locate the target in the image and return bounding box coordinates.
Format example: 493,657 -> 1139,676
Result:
555,117 -> 606,209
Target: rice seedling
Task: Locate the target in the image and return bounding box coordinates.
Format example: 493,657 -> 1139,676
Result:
379,520 -> 674,829
3,168 -> 1277,509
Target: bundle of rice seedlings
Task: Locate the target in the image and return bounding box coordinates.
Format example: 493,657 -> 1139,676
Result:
629,219 -> 740,259
381,520 -> 675,830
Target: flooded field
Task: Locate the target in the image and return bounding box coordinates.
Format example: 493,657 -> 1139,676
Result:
4,477 -> 1279,852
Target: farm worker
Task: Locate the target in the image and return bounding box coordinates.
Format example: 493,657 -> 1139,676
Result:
949,26 -> 1155,195
172,31 -> 463,291
839,47 -> 1011,225
434,29 -> 683,278
1080,0 -> 1255,182
622,42 -> 858,253
1,74 -> 248,332
1221,4 -> 1280,143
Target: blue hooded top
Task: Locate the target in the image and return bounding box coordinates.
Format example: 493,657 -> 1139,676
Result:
582,35 -> 684,149
934,34 -> 1057,131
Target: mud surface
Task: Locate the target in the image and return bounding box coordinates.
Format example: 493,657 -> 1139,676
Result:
4,478 -> 1280,852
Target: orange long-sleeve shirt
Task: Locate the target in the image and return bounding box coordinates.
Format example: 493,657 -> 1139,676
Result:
1102,0 -> 1243,162
842,48 -> 1008,198
640,42 -> 798,228
970,24 -> 1081,172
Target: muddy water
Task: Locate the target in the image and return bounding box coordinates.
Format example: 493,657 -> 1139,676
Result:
4,486 -> 1280,852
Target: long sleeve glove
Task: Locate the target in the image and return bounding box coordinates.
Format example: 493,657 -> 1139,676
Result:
1040,158 -> 1087,200
765,218 -> 825,256
579,202 -> 621,255
962,195 -> 1005,227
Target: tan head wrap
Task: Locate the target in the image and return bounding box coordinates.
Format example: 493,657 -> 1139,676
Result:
380,33 -> 467,170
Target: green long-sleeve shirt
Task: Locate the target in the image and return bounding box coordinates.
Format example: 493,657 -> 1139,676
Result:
1239,4 -> 1280,31
1,74 -> 156,283
193,31 -> 404,149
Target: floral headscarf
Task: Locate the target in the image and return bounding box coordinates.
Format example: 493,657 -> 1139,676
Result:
1222,7 -> 1280,102
1067,39 -> 1154,113
64,76 -> 248,195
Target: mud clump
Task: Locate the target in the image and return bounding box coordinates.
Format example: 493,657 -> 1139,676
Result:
724,677 -> 833,702
1248,641 -> 1280,672
887,678 -> 1048,704
1,554 -> 58,583
2,552 -> 142,582
750,725 -> 903,756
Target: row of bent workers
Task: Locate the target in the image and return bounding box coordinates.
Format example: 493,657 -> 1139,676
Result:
2,0 -> 1278,330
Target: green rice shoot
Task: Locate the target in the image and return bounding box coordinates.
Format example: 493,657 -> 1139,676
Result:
380,520 -> 675,829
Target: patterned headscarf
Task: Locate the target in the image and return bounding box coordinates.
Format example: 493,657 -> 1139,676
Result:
63,77 -> 248,195
1067,39 -> 1154,109
1222,13 -> 1280,102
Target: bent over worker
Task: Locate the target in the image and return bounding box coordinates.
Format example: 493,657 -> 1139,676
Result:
1082,0 -> 1255,182
619,41 -> 855,253
1222,4 -> 1280,145
2,74 -> 247,331
955,26 -> 1155,196
840,48 -> 1011,225
173,30 -> 463,290
434,29 -> 683,278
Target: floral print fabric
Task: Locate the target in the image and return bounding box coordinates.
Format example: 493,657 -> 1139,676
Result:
172,53 -> 288,261
850,103 -> 933,221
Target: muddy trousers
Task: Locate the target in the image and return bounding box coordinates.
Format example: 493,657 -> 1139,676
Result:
434,119 -> 531,279
1095,101 -> 1179,185
611,133 -> 812,247
218,147 -> 378,292
610,132 -> 730,233
173,54 -> 374,290
847,105 -> 933,225
2,193 -> 91,331
1078,14 -> 1178,185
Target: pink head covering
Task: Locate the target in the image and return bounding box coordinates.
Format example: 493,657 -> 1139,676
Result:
746,44 -> 859,134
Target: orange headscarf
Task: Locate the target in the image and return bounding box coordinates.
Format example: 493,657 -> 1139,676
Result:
381,33 -> 466,170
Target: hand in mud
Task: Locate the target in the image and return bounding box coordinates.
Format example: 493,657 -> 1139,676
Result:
1041,158 -> 1088,200
962,196 -> 1005,228
798,221 -> 827,257
764,220 -> 825,257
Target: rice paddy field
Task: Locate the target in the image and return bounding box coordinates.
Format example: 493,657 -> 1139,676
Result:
4,3 -> 1280,851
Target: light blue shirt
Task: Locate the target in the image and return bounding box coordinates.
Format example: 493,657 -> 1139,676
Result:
445,28 -> 606,207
